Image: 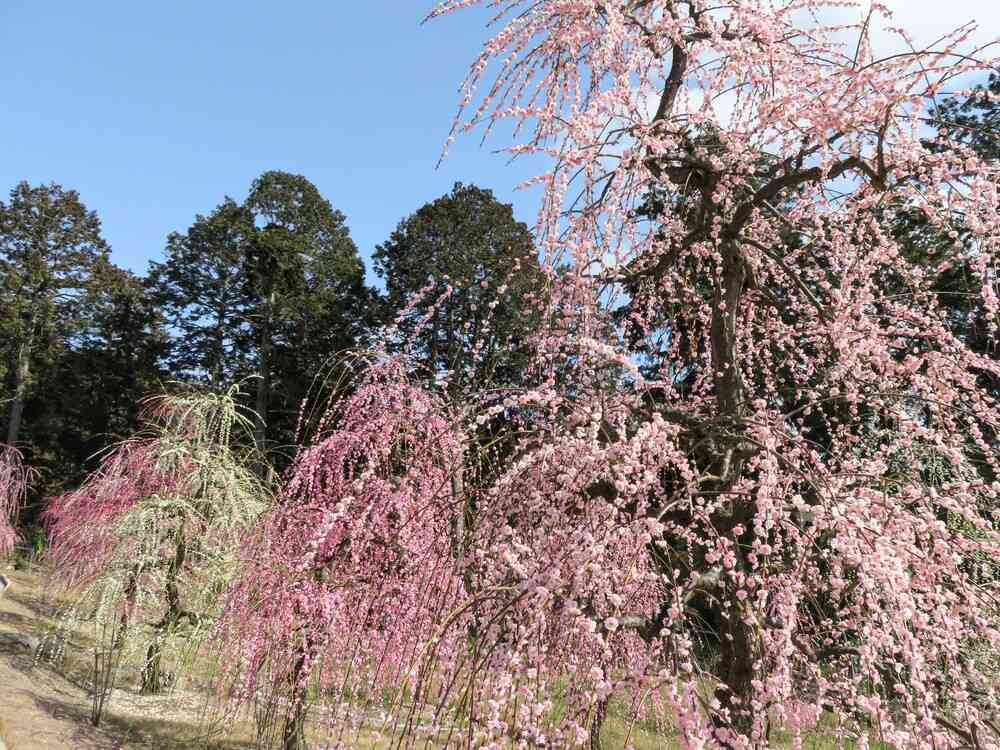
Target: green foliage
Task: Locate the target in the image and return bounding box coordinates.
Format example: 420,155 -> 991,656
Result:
374,182 -> 546,395
149,198 -> 255,388
243,170 -> 374,461
12,527 -> 45,571
151,172 -> 373,468
0,181 -> 110,447
0,183 -> 171,510
49,264 -> 167,487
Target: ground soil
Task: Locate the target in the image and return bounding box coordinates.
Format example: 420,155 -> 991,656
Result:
0,566 -> 251,750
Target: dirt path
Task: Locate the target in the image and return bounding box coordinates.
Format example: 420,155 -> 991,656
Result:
0,568 -> 122,749
0,567 -> 250,750
0,647 -> 122,749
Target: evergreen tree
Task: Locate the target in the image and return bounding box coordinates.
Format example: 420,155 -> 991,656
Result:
243,171 -> 370,460
150,172 -> 371,466
45,263 -> 168,489
0,182 -> 110,446
373,182 -> 545,396
149,198 -> 255,388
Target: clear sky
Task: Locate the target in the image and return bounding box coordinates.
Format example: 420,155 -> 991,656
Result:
2,1 -> 996,284
0,1 -> 543,283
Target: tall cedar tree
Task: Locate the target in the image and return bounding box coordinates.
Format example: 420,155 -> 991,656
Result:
150,199 -> 255,389
373,182 -> 545,397
153,172 -> 370,466
243,171 -> 370,461
0,182 -> 110,447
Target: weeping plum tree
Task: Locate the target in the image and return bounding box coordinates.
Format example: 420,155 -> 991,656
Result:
212,2 -> 1000,748
423,0 -> 1000,747
213,358 -> 465,750
0,444 -> 33,557
43,386 -> 269,711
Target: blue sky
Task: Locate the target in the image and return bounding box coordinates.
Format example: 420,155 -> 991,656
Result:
0,1 -> 542,283
3,1 -> 996,286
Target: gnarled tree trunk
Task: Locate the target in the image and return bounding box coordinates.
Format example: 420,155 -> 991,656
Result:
707,240 -> 758,743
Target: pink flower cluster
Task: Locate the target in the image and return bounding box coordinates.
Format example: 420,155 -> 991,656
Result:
213,360 -> 468,737
0,444 -> 32,557
44,439 -> 177,588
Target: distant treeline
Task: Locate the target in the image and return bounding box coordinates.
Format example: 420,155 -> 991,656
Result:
0,175 -> 545,510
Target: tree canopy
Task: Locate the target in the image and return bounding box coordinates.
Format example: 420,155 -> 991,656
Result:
374,182 -> 546,395
0,182 -> 110,446
151,171 -> 372,467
